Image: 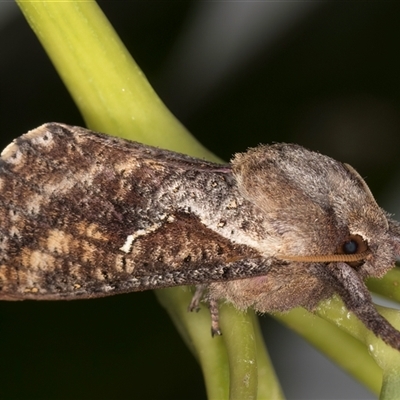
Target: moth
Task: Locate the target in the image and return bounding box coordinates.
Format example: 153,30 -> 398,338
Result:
1,123 -> 400,350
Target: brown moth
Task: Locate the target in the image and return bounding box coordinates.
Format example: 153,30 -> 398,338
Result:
1,123 -> 400,349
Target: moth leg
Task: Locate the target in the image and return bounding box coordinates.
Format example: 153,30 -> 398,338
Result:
188,284 -> 207,312
327,262 -> 400,350
188,285 -> 222,336
210,298 -> 222,336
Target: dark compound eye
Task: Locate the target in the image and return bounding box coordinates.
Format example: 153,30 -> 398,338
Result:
340,234 -> 368,255
337,234 -> 369,267
342,239 -> 358,254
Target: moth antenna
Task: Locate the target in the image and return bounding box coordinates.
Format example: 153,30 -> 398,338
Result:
282,251 -> 371,263
327,262 -> 400,350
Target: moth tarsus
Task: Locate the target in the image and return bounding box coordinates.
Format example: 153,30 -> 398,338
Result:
1,123 -> 400,350
209,298 -> 222,337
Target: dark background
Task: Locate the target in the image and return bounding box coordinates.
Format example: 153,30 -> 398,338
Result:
1,2 -> 400,399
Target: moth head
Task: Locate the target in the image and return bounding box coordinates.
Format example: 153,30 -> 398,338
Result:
232,143 -> 400,277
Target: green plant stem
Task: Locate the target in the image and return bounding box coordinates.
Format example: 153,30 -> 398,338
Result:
316,297 -> 400,397
275,308 -> 382,395
251,313 -> 285,400
380,369 -> 400,400
368,267 -> 400,302
219,305 -> 258,400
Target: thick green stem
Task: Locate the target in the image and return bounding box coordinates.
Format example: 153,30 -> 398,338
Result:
368,267 -> 400,303
275,307 -> 382,395
251,313 -> 285,400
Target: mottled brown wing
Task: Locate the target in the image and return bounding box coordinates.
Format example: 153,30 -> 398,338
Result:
0,123 -> 266,300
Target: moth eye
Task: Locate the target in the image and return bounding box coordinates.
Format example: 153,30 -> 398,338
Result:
336,234 -> 369,268
340,234 -> 368,255
343,240 -> 358,254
